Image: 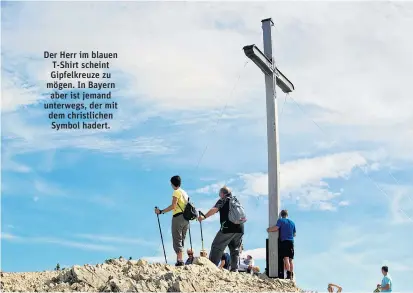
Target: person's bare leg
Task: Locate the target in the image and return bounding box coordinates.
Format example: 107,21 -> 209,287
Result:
289,259 -> 294,279
283,257 -> 290,272
177,251 -> 183,262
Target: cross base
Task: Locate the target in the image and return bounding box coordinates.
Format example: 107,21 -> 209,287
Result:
265,238 -> 284,279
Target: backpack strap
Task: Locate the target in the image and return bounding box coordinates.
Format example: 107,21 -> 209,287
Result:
176,193 -> 189,213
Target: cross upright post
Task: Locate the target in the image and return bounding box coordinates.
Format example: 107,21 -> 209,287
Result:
243,18 -> 295,279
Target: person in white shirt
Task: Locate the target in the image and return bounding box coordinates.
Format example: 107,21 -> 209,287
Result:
236,244 -> 254,274
239,255 -> 254,273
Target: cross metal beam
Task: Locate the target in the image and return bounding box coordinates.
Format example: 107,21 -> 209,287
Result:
242,17 -> 295,279
242,46 -> 294,93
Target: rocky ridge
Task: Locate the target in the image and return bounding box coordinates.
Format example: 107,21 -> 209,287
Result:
1,257 -> 302,292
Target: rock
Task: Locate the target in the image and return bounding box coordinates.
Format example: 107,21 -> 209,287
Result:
172,279 -> 194,292
61,265 -> 112,289
136,259 -> 148,266
192,256 -> 218,270
102,277 -> 138,292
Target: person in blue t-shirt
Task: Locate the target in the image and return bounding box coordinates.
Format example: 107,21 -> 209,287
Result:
377,266 -> 392,292
267,209 -> 296,280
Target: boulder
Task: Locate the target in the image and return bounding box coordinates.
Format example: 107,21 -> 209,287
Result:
136,259 -> 148,266
192,256 -> 218,270
61,265 -> 112,289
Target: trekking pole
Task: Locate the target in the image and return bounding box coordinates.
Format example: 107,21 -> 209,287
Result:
155,206 -> 167,264
199,211 -> 205,251
188,222 -> 193,251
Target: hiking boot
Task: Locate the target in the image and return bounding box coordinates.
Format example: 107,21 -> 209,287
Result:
230,269 -> 238,273
175,261 -> 184,267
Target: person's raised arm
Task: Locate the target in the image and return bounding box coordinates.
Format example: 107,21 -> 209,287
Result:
198,207 -> 218,221
267,218 -> 282,232
199,198 -> 224,221
156,196 -> 179,214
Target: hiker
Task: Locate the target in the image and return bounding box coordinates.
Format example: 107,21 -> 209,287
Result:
238,245 -> 254,274
377,266 -> 392,292
155,175 -> 189,266
185,249 -> 194,265
328,283 -> 342,293
198,186 -> 244,272
219,251 -> 231,270
267,209 -> 296,280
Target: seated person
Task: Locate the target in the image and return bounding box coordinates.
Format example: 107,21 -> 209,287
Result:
238,255 -> 254,274
328,283 -> 342,293
185,249 -> 194,265
219,252 -> 231,270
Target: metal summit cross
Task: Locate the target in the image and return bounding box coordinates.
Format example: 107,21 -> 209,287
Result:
243,18 -> 295,278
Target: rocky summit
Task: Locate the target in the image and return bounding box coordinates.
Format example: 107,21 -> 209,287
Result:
0,257 -> 302,292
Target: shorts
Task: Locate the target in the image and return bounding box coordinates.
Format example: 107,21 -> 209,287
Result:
280,240 -> 294,259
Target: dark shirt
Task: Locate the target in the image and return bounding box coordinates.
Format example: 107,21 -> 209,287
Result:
185,257 -> 194,265
214,195 -> 244,234
221,253 -> 230,270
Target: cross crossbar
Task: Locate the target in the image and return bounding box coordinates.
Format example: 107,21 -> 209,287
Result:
243,45 -> 294,93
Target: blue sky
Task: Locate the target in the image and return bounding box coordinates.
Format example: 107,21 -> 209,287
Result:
1,1 -> 413,292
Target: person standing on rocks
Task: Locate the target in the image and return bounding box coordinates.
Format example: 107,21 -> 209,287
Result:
198,186 -> 244,272
155,175 -> 189,266
267,209 -> 296,280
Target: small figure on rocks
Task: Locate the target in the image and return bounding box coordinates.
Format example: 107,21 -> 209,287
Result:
219,251 -> 231,270
185,249 -> 194,265
267,209 -> 296,280
238,245 -> 254,274
198,186 -> 244,272
155,175 -> 190,267
376,266 -> 392,292
328,283 -> 342,292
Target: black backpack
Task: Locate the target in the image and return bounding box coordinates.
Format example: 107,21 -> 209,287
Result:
178,197 -> 197,221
